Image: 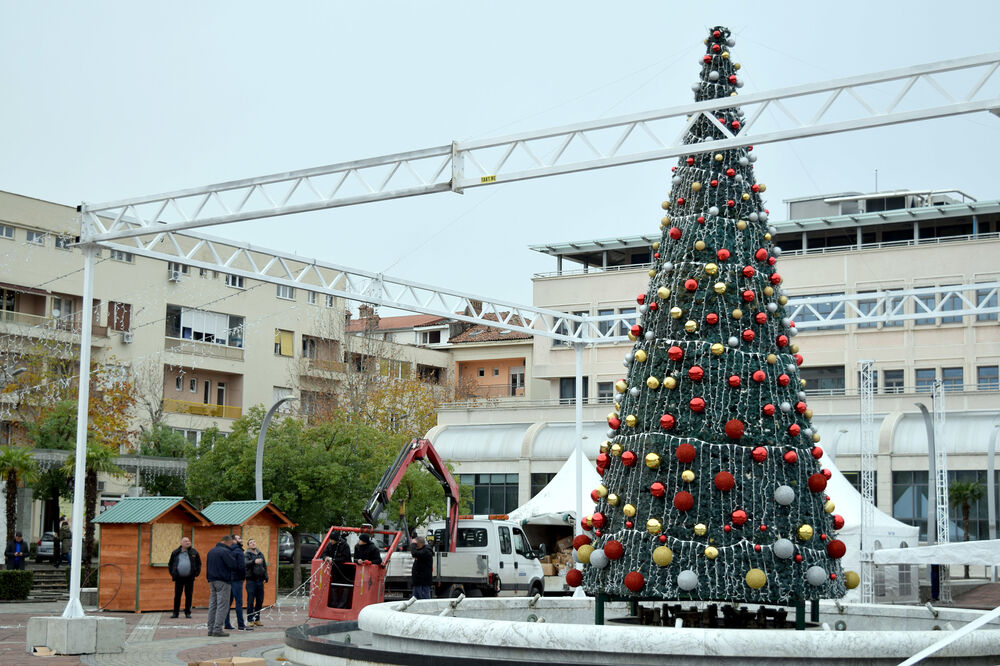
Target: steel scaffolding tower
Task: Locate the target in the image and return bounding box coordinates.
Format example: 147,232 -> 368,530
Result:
858,360 -> 876,604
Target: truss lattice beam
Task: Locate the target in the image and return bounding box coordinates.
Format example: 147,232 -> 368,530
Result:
858,360 -> 876,605
81,52 -> 1000,243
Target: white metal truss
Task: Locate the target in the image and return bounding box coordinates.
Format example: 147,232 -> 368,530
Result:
858,360 -> 876,605
79,52 -> 1000,244
932,380 -> 952,603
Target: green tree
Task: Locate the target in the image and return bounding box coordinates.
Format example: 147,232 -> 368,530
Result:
64,442 -> 124,564
136,425 -> 193,496
27,400 -> 76,532
949,480 -> 986,578
0,445 -> 38,544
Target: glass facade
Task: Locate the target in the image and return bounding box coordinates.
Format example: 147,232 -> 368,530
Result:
460,473 -> 519,515
892,469 -> 1000,541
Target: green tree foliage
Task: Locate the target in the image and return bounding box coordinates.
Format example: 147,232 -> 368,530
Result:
136,425 -> 192,496
64,443 -> 124,564
949,480 -> 986,578
27,400 -> 76,532
0,445 -> 38,544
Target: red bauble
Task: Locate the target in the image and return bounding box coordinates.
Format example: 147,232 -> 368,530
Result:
808,473 -> 827,493
742,265 -> 756,278
596,453 -> 609,467
795,401 -> 807,414
637,293 -> 646,305
810,446 -> 823,460
580,516 -> 592,531
768,256 -> 777,266
777,374 -> 790,386
712,29 -> 722,38
726,168 -> 736,177
820,533 -> 827,541
604,540 -> 624,560
689,397 -> 706,413
794,353 -> 804,366
725,419 -> 745,440
706,313 -> 719,325
684,279 -> 698,291
667,345 -> 684,361
770,273 -> 782,285
762,403 -> 775,416
710,179 -> 719,187
754,544 -> 762,552
716,248 -> 730,261
724,525 -> 732,533
621,451 -> 637,467
714,471 -> 735,492
573,535 -> 592,549
630,324 -> 643,338
675,443 -> 696,463
751,183 -> 760,193
777,335 -> 789,348
591,512 -> 606,529
731,509 -> 748,526
742,289 -> 755,302
759,524 -> 768,532
697,215 -> 706,224
649,302 -> 658,311
566,569 -> 583,587
590,489 -> 600,502
608,416 -> 621,430
659,535 -> 667,543
673,491 -> 694,511
742,329 -> 755,342
783,450 -> 798,464
822,468 -> 832,480
660,414 -> 676,430
711,43 -> 721,53
624,521 -> 633,530
794,554 -> 803,563
688,366 -> 704,381
755,312 -> 768,325
595,530 -> 602,538
728,74 -> 738,84
650,482 -> 666,498
832,514 -> 845,530
752,370 -> 766,383
827,540 -> 846,559
751,446 -> 768,462
727,199 -> 736,208
728,375 -> 741,387
755,248 -> 768,261
676,197 -> 686,206
788,423 -> 801,436
624,571 -> 645,593
669,227 -> 682,240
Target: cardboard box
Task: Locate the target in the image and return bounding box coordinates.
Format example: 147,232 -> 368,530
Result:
188,658 -> 265,666
540,563 -> 557,576
555,536 -> 573,552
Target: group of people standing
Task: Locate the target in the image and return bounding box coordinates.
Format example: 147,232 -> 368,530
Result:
321,531 -> 383,608
166,534 -> 269,637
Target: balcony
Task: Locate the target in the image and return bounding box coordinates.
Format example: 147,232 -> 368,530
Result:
0,310 -> 108,338
304,358 -> 347,373
162,398 -> 242,419
164,336 -> 245,361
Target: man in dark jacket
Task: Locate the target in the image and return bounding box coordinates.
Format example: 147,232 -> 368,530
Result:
410,536 -> 433,599
243,538 -> 268,626
223,534 -> 252,632
322,531 -> 352,608
353,533 -> 382,565
5,532 -> 27,570
167,536 -> 201,618
205,535 -> 234,637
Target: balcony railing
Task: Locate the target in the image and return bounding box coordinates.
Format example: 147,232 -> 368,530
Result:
162,399 -> 242,419
457,384 -> 526,399
164,336 -> 245,361
304,358 -> 347,373
0,310 -> 108,337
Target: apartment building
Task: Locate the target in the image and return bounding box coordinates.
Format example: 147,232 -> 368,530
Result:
434,190 -> 1000,538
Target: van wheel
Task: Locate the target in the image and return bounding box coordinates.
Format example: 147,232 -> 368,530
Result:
465,588 -> 483,597
530,582 -> 543,597
445,585 -> 464,598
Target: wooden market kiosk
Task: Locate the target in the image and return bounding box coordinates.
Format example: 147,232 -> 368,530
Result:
92,496 -> 209,612
193,500 -> 295,609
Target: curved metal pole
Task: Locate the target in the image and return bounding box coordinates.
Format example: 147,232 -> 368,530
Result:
255,397 -> 297,501
915,402 -> 937,545
829,428 -> 849,464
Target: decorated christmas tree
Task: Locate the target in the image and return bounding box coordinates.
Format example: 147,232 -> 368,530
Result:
568,26 -> 858,605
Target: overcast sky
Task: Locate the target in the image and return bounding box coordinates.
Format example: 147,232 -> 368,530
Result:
2,2 -> 998,308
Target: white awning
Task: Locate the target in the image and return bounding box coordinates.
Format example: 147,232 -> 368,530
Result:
873,540 -> 1000,565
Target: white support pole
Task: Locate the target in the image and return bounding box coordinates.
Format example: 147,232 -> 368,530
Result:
61,245 -> 95,619
573,343 -> 584,538
858,360 -> 876,605
988,426 -> 998,582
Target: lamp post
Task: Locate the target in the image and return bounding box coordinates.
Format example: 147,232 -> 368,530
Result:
255,397 -> 297,501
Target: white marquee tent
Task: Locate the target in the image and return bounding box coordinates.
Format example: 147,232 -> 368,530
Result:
509,448 -> 599,526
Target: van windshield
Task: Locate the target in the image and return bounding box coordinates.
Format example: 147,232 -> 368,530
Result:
433,527 -> 488,548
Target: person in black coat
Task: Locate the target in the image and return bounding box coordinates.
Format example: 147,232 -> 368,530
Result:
223,535 -> 251,631
5,532 -> 27,570
410,536 -> 433,600
353,533 -> 382,565
205,535 -> 234,637
322,531 -> 353,608
243,538 -> 268,626
167,536 -> 201,618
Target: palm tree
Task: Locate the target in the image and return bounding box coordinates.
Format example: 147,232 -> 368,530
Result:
64,443 -> 123,565
949,480 -> 986,578
0,445 -> 39,544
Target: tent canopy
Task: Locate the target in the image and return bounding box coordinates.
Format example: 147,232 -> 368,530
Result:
873,539 -> 1000,565
509,448 -> 599,526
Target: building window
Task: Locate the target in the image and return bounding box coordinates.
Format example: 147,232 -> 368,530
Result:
325,294 -> 335,308
892,470 -> 930,541
274,329 -> 294,357
798,366 -> 845,395
111,249 -> 134,263
55,236 -> 75,251
459,473 -> 518,515
171,428 -> 202,447
530,472 -> 557,498
307,291 -> 317,305
26,230 -> 45,245
559,376 -> 589,404
976,285 -> 998,322
509,367 -> 525,396
597,381 -> 614,404
939,286 -> 963,324
165,305 -> 243,347
856,370 -> 878,394
597,309 -> 615,337
941,367 -> 964,392
167,262 -> 189,279
977,365 -> 999,391
841,471 -> 877,495
276,285 -> 295,300
883,369 -> 904,394
945,470 -> 1000,541
619,308 -> 637,328
302,337 -> 317,359
107,301 -> 132,332
175,376 -> 182,391
915,368 -> 936,392
915,292 -> 938,326
0,224 -> 13,240
225,274 -> 245,289
477,368 -> 485,377
189,378 -> 197,392
419,330 -> 442,345
795,293 -> 845,331
855,293 -> 879,329
493,368 -> 499,377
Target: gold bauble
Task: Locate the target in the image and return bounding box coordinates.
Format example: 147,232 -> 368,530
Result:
711,343 -> 725,356
691,181 -> 702,192
763,286 -> 774,297
661,201 -> 670,210
714,153 -> 724,162
634,350 -> 648,362
628,333 -> 637,342
742,192 -> 750,201
737,220 -> 747,230
595,485 -> 608,498
779,295 -> 788,305
652,241 -> 660,250
577,544 -> 595,564
766,354 -> 777,365
645,452 -> 661,469
607,493 -> 620,506
758,183 -> 766,192
646,518 -> 662,535
713,282 -> 727,294
625,414 -> 637,427
764,233 -> 772,241
661,216 -> 670,225
614,401 -> 621,411
615,379 -> 628,393
653,546 -> 674,567
732,308 -> 743,320
694,240 -> 706,251
657,286 -> 671,299
610,443 -> 623,457
734,62 -> 741,70
799,378 -> 807,388
721,51 -> 729,59
705,262 -> 718,276
804,409 -> 813,420
600,441 -> 609,453
844,571 -> 861,590
812,432 -> 821,443
607,412 -> 618,423
684,320 -> 697,333
693,523 -> 707,536
704,546 -> 719,560
797,524 -> 814,541
648,269 -> 657,277
670,307 -> 683,319
623,503 -> 637,518
745,568 -> 767,589
824,500 -> 836,514
681,470 -> 695,483
790,344 -> 799,353
664,376 -> 678,389
647,376 -> 661,390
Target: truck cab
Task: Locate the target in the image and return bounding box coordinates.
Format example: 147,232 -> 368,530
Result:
430,516 -> 545,597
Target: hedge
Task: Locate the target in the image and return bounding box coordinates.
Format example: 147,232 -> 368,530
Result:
277,565 -> 311,590
0,570 -> 34,600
